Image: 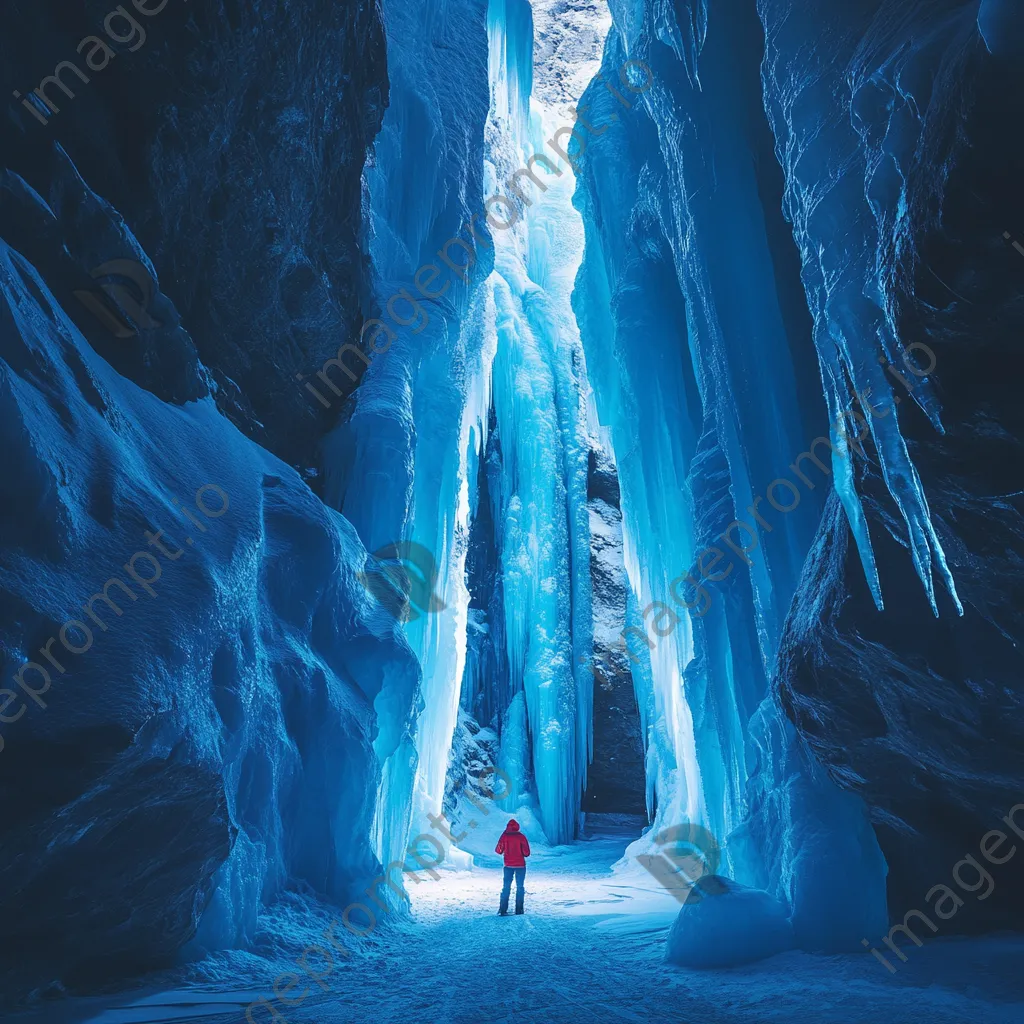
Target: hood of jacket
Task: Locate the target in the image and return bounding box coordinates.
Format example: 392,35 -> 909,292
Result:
504,819 -> 520,832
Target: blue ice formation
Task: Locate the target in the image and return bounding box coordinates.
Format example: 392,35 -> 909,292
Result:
328,0 -> 602,851
479,14 -> 598,844
320,0 -> 495,873
5,0 -> 1018,1001
571,0 -> 891,950
0,218 -> 420,980
666,876 -> 794,968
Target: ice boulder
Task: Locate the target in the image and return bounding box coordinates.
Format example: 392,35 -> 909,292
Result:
665,876 -> 794,968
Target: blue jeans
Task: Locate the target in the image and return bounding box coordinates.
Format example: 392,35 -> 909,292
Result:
500,866 -> 526,913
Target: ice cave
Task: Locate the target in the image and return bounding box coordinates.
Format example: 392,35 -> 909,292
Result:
1,0 -> 1023,1022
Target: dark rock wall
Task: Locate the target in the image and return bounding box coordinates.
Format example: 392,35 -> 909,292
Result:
583,448 -> 646,816
1,0 -> 388,469
461,414 -> 512,732
0,0 -> 408,1003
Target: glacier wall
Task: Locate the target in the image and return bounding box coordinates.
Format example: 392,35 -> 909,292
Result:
0,226 -> 421,996
765,0 -> 1024,928
320,0 -> 497,867
572,0 -> 889,948
0,0 -> 421,1001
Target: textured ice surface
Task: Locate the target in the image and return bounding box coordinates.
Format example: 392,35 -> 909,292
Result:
571,0 -> 889,951
757,0 -> 965,616
0,232 -> 420,996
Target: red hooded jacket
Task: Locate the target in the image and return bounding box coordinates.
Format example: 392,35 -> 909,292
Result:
495,819 -> 531,867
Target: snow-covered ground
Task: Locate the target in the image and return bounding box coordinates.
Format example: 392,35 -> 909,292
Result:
15,820 -> 1023,1024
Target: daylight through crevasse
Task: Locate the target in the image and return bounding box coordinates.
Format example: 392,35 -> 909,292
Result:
1,1 -> 1023,1023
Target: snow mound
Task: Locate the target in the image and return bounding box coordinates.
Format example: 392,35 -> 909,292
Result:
666,876 -> 794,968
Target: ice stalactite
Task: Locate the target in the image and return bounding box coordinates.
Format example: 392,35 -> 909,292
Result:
497,690 -> 532,811
489,0 -> 535,127
757,0 -> 968,617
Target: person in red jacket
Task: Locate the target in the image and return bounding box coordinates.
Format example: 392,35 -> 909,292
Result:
495,818 -> 531,915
